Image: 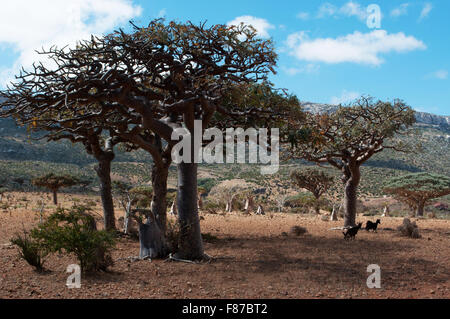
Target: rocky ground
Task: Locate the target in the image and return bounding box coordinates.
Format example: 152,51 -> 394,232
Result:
0,192 -> 449,299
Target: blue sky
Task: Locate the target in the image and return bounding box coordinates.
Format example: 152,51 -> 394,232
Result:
0,0 -> 448,115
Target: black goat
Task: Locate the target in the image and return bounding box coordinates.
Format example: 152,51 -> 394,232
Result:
343,223 -> 363,240
365,219 -> 381,232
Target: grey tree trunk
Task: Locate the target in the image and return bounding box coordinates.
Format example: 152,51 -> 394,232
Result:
330,205 -> 339,221
343,165 -> 361,228
136,162 -> 170,259
95,158 -> 116,232
175,162 -> 204,260
151,163 -> 169,234
123,201 -> 132,234
139,218 -> 167,259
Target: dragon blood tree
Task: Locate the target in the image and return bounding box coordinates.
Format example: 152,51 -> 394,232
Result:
384,172 -> 450,217
290,169 -> 334,214
32,173 -> 79,205
1,19 -> 299,260
288,96 -> 416,227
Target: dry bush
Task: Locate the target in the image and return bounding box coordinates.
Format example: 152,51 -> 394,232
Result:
290,226 -> 308,236
397,218 -> 421,239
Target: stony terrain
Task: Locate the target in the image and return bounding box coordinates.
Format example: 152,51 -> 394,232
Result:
1,192 -> 449,299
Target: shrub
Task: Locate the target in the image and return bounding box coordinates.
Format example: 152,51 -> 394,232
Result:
197,178 -> 219,194
32,205 -> 116,272
285,193 -> 312,208
290,225 -> 308,236
202,199 -> 224,214
397,218 -> 421,239
165,218 -> 181,254
11,231 -> 48,272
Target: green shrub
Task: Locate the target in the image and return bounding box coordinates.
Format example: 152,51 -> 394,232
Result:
32,205 -> 116,272
197,178 -> 219,194
284,193 -> 316,208
11,231 -> 48,272
202,199 -> 225,213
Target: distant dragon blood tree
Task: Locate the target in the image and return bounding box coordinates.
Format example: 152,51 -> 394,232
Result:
384,172 -> 450,216
289,97 -> 417,227
290,169 -> 334,214
0,19 -> 302,260
32,173 -> 79,205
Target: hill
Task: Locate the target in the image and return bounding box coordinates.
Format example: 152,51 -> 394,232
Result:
0,99 -> 449,199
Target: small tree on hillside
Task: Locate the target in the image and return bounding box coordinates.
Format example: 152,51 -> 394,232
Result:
32,174 -> 79,205
384,172 -> 450,216
0,187 -> 7,202
289,96 -> 416,227
290,169 -> 334,214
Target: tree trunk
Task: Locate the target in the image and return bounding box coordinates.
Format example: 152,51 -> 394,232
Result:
139,219 -> 167,259
123,201 -> 132,234
198,196 -> 203,210
330,205 -> 339,221
95,158 -> 116,232
175,162 -> 204,260
314,195 -> 320,214
151,163 -> 169,234
343,165 -> 361,228
52,189 -> 58,205
416,201 -> 425,217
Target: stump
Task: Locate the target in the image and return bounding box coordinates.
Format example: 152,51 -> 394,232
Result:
256,205 -> 265,215
139,221 -> 167,259
330,205 -> 339,221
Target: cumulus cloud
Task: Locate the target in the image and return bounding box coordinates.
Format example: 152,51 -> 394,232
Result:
428,70 -> 448,80
390,3 -> 410,17
0,0 -> 142,85
227,16 -> 275,38
330,90 -> 361,105
419,2 -> 433,21
285,30 -> 426,66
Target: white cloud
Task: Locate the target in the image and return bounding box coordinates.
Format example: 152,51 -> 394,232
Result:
390,3 -> 410,17
428,70 -> 448,80
285,30 -> 426,66
339,1 -> 368,21
0,0 -> 142,85
227,16 -> 275,38
419,2 -> 433,21
157,8 -> 167,18
315,1 -> 369,21
296,12 -> 310,20
282,63 -> 320,76
330,90 -> 360,105
317,3 -> 337,18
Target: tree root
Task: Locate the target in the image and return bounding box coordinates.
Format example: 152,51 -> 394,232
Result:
165,253 -> 214,264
